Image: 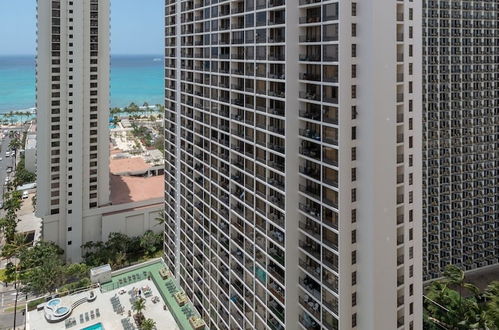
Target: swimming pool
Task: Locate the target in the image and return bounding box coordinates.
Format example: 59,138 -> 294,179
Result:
82,322 -> 104,330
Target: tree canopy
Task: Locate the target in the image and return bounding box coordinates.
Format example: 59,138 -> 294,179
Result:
424,265 -> 499,329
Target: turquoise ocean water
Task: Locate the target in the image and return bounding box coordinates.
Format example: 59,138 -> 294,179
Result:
0,55 -> 164,113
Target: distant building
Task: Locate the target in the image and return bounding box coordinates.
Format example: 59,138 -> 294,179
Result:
24,124 -> 36,173
36,0 -> 163,262
422,0 -> 499,280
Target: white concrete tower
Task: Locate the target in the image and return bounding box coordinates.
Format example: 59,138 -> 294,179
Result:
163,0 -> 422,329
36,0 -> 110,262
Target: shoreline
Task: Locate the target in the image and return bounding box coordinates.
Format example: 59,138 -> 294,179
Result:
0,104 -> 164,124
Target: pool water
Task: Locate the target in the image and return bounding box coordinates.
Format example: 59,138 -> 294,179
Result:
82,323 -> 104,330
47,299 -> 61,307
55,307 -> 69,314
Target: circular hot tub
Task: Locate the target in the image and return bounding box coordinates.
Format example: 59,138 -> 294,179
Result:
44,298 -> 71,322
54,306 -> 70,317
47,298 -> 61,307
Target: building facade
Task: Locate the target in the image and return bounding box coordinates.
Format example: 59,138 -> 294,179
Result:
423,0 -> 499,280
36,0 -> 111,261
163,0 -> 423,329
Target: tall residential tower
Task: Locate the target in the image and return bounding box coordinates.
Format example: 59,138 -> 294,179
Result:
163,0 -> 423,329
36,0 -> 110,261
423,0 -> 499,280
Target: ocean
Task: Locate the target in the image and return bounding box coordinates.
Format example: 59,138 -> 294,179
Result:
0,55 -> 164,113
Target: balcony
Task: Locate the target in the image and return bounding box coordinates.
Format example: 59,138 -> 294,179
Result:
299,239 -> 320,260
299,276 -> 321,300
299,296 -> 320,320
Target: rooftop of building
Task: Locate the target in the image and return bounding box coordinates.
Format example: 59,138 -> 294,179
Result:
26,259 -> 204,330
110,157 -> 151,175
110,174 -> 163,205
25,133 -> 36,150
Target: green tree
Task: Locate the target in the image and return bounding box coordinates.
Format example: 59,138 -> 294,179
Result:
139,231 -> 162,256
1,233 -> 31,329
133,297 -> 146,318
424,265 -> 498,330
153,212 -> 166,228
140,318 -> 156,330
112,251 -> 127,269
18,241 -> 65,295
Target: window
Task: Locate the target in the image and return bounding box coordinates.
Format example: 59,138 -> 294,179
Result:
351,188 -> 357,202
352,313 -> 357,327
351,147 -> 357,161
352,292 -> 357,306
68,227 -> 72,232
351,44 -> 357,57
351,106 -> 357,119
351,209 -> 357,223
352,250 -> 357,264
351,168 -> 357,181
352,65 -> 357,78
352,230 -> 357,244
351,2 -> 357,16
351,126 -> 357,140
352,271 -> 357,285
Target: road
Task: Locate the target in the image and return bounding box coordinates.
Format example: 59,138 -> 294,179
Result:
0,127 -> 27,329
0,128 -> 23,201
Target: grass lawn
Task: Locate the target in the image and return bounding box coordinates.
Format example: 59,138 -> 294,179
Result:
5,305 -> 25,312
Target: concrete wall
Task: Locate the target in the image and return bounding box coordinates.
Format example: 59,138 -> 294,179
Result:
25,134 -> 36,173
101,204 -> 163,241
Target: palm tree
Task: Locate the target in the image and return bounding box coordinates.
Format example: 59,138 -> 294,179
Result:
140,318 -> 156,330
153,211 -> 166,227
1,233 -> 30,329
133,297 -> 146,318
443,265 -> 480,305
112,251 -> 127,268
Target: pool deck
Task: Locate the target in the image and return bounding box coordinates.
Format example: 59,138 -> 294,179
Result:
101,260 -> 199,330
27,260 -> 200,330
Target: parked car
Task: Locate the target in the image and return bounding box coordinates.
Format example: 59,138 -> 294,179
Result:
6,168 -> 12,174
22,191 -> 29,199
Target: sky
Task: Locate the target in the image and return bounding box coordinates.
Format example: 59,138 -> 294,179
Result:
0,0 -> 163,55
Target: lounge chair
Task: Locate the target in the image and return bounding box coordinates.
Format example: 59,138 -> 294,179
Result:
80,314 -> 84,323
91,310 -> 95,319
96,308 -> 101,317
85,312 -> 89,322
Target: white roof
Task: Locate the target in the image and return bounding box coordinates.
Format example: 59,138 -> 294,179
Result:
90,264 -> 112,276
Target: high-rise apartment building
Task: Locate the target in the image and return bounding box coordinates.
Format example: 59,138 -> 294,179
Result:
36,0 -> 111,261
422,1 -> 499,280
163,0 -> 423,329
